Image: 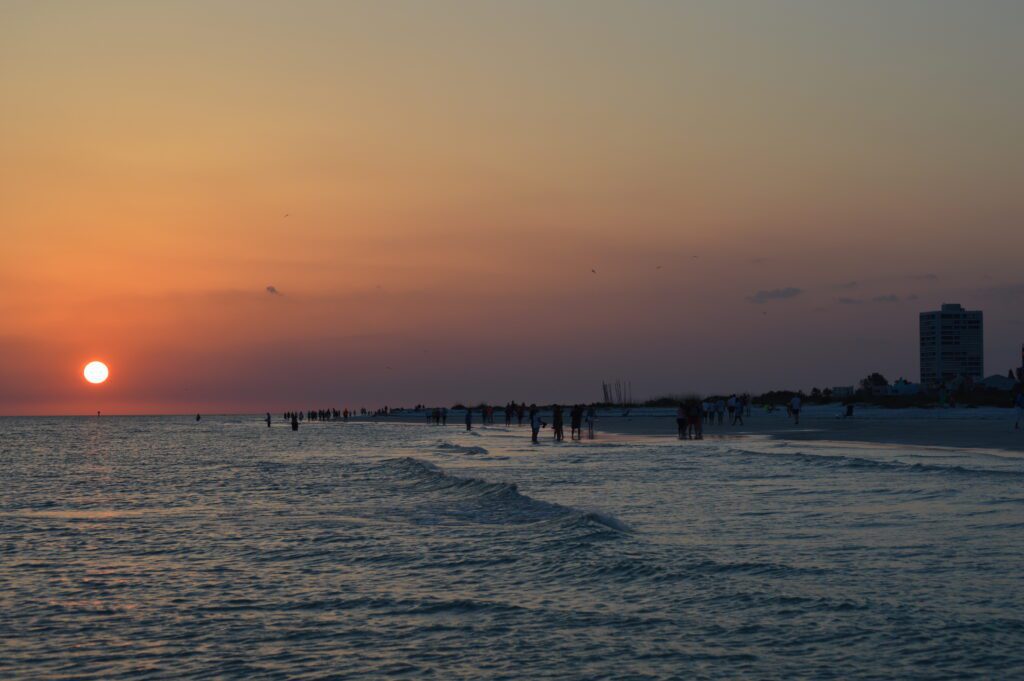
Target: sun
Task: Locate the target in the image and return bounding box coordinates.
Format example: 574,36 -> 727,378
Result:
84,361 -> 109,384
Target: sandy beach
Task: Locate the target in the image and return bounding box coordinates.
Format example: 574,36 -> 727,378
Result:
592,406 -> 1024,453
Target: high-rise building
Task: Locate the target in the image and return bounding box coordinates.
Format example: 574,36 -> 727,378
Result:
919,303 -> 983,385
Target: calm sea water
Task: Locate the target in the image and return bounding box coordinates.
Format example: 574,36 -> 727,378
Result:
3,415 -> 1024,679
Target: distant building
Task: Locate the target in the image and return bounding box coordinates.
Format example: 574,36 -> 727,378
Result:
919,303 -> 983,386
979,374 -> 1017,392
889,378 -> 921,396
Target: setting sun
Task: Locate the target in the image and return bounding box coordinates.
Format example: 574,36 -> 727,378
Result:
83,361 -> 109,384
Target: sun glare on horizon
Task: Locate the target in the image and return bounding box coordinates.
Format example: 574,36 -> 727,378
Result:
83,361 -> 109,384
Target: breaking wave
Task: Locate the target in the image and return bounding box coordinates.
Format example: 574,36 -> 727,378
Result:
368,457 -> 630,532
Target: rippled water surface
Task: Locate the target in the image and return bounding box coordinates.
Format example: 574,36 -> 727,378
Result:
3,415 -> 1024,679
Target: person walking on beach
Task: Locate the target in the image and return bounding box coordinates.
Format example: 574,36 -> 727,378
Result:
291,412 -> 299,431
552,405 -> 564,442
1015,391 -> 1024,430
465,407 -> 473,431
676,403 -> 688,439
790,395 -> 802,425
266,412 -> 272,427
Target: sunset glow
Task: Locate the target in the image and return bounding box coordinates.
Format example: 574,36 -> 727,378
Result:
83,361 -> 109,385
2,1 -> 1022,415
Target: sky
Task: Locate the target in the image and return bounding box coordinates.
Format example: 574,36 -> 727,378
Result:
2,0 -> 1023,414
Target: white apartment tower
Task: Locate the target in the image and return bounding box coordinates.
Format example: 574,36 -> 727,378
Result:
919,303 -> 983,386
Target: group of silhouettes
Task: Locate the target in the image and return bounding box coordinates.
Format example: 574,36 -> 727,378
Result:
675,394 -> 755,439
447,402 -> 596,444
274,406 -> 385,431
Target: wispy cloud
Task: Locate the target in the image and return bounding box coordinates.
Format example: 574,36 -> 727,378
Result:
747,287 -> 802,304
837,297 -> 863,305
266,285 -> 281,296
872,294 -> 900,303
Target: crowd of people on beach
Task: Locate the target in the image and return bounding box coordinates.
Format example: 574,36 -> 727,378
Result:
265,387 -> 1024,439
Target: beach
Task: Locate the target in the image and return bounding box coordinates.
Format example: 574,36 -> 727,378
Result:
591,404 -> 1024,453
4,411 -> 1024,679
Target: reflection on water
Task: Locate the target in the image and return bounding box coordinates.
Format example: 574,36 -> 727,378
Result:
2,415 -> 1024,679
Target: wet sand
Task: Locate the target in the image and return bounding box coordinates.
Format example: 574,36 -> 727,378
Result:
595,411 -> 1024,453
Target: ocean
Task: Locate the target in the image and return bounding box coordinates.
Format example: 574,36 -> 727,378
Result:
3,415 -> 1023,679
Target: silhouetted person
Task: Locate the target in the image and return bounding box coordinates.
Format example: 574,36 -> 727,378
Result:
266,412 -> 271,427
790,395 -> 802,425
570,405 -> 583,440
688,400 -> 703,439
529,404 -> 544,443
552,404 -> 564,441
677,403 -> 687,439
465,407 -> 472,431
442,407 -> 448,426
196,413 -> 201,422
586,406 -> 595,439
291,413 -> 299,431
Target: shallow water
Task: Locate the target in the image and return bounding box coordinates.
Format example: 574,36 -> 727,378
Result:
2,416 -> 1023,679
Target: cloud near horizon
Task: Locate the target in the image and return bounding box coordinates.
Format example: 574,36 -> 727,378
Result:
747,287 -> 802,304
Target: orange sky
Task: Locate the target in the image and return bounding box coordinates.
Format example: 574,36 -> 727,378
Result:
2,1 -> 1023,414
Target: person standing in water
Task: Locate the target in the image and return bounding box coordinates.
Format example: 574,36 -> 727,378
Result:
291,412 -> 299,431
552,405 -> 564,441
691,400 -> 704,439
585,405 -> 596,439
266,412 -> 272,427
570,405 -> 583,440
529,404 -> 544,443
465,407 -> 472,431
676,403 -> 688,440
790,395 -> 802,425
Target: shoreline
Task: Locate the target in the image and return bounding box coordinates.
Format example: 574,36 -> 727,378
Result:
591,411 -> 1024,453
